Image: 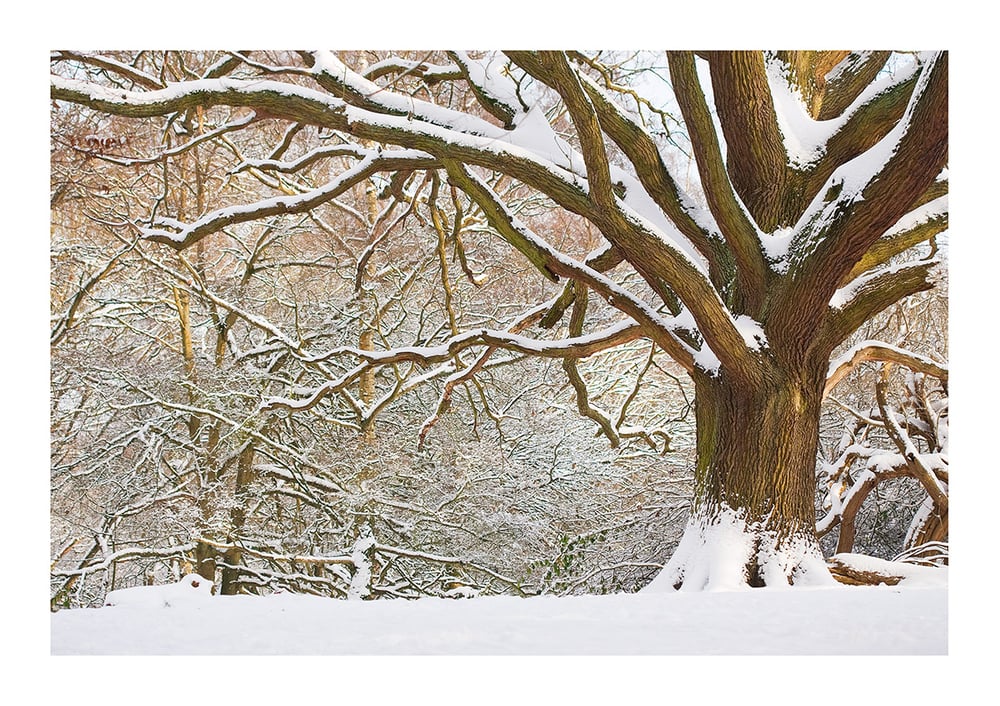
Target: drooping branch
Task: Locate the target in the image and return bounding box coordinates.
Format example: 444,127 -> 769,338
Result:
51,73 -> 346,124
825,340 -> 948,398
234,144 -> 370,175
561,283 -> 622,447
303,51 -> 505,136
362,56 -> 462,84
443,161 -> 698,372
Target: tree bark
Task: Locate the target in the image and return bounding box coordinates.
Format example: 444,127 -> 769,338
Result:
220,444 -> 256,595
650,359 -> 834,589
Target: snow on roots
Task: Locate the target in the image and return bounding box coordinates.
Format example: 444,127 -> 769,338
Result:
645,505 -> 834,591
103,574 -> 215,608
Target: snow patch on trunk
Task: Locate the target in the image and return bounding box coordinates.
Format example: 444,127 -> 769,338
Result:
348,524 -> 376,601
645,504 -> 834,592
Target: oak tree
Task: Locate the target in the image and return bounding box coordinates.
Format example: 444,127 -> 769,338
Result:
51,50 -> 948,589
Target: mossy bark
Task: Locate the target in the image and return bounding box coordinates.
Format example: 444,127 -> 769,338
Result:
670,359 -> 830,588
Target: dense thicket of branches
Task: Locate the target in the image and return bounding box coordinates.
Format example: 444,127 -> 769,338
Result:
51,50 -> 947,600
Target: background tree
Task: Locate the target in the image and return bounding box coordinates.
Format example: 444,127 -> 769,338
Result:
51,49 -> 947,592
50,52 -> 695,606
815,284 -> 948,581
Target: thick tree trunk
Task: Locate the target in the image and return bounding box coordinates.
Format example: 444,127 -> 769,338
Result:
649,363 -> 835,590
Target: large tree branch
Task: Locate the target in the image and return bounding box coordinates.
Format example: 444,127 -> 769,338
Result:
667,51 -> 768,313
507,51 -> 617,210
704,51 -> 789,231
444,161 -> 697,370
817,258 -> 940,354
816,51 -> 893,120
774,50 -> 851,118
842,196 -> 947,283
797,68 -> 920,216
51,66 -> 758,382
571,69 -> 722,274
772,53 -> 948,358
825,340 -> 948,398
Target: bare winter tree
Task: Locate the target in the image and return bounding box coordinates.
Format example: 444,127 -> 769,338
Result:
819,337 -> 948,582
51,50 -> 947,590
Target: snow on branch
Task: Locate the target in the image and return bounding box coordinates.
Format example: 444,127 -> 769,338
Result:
51,73 -> 349,122
373,542 -> 523,589
362,56 -> 462,83
764,52 -> 921,170
822,257 -> 941,351
573,68 -> 720,264
52,51 -> 166,90
299,320 -> 644,371
142,150 -> 437,249
309,51 -> 507,137
876,366 -> 948,513
447,51 -> 526,127
233,144 -> 370,174
785,52 -> 946,275
416,300 -> 553,444
51,543 -> 197,578
825,340 -> 948,397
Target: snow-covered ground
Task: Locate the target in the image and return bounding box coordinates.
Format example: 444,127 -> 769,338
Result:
46,574 -> 960,703
53,578 -> 945,656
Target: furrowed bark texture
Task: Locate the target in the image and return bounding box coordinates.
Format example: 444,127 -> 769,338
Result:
669,358 -> 831,588
693,365 -> 825,537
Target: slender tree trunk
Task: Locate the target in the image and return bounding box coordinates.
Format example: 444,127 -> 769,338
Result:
194,543 -> 217,583
220,444 -> 256,595
358,177 -> 380,440
650,361 -> 835,590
